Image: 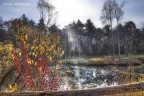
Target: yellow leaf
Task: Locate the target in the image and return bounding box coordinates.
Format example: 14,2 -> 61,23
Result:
33,39 -> 37,43
34,54 -> 37,57
62,51 -> 64,55
31,60 -> 34,64
19,52 -> 22,56
27,59 -> 31,64
49,56 -> 52,62
9,84 -> 12,89
59,61 -> 63,64
60,50 -> 64,57
67,67 -> 70,73
31,46 -> 35,50
34,62 -> 37,66
38,67 -> 42,71
32,52 -> 35,56
41,40 -> 45,45
20,36 -> 24,41
58,47 -> 61,51
54,50 -> 57,55
25,35 -> 28,40
9,46 -> 13,51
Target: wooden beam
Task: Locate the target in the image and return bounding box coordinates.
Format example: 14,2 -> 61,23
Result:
1,82 -> 144,96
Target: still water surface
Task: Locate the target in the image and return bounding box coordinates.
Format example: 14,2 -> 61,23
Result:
60,65 -> 143,90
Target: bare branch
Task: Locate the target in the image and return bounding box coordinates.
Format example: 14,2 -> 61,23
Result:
37,0 -> 58,28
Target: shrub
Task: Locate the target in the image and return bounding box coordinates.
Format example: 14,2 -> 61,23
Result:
1,26 -> 64,92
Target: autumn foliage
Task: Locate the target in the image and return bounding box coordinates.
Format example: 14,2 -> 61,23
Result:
0,20 -> 64,92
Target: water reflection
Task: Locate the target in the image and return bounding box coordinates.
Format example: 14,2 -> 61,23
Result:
60,65 -> 143,90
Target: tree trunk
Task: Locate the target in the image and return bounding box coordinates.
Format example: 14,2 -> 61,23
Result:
117,20 -> 121,61
110,19 -> 114,61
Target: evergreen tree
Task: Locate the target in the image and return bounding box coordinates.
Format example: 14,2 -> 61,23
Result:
20,14 -> 29,26
85,19 -> 96,38
38,18 -> 45,31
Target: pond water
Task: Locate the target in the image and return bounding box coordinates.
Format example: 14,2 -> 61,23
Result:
59,65 -> 144,90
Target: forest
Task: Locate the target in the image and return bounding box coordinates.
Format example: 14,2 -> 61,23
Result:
0,0 -> 144,95
1,14 -> 144,58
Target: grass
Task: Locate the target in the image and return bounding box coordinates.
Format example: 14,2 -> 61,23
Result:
109,91 -> 144,96
64,55 -> 143,66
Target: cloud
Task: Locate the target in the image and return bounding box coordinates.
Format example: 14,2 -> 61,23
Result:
0,0 -> 144,29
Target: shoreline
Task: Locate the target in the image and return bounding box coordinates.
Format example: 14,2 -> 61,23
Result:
63,58 -> 142,66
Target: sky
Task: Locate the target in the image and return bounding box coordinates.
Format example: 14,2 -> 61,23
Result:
0,0 -> 144,29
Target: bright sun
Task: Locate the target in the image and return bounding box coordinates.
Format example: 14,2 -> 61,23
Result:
49,0 -> 95,28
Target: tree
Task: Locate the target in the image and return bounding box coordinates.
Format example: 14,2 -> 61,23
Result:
124,21 -> 136,36
100,0 -> 116,60
103,25 -> 111,37
20,14 -> 29,26
0,16 -> 3,27
3,21 -> 10,31
103,25 -> 111,54
76,19 -> 85,35
123,21 -> 137,55
137,23 -> 144,53
113,1 -> 125,25
77,19 -> 84,28
49,24 -> 61,33
85,19 -> 96,55
0,17 -> 5,42
37,0 -> 57,28
100,0 -> 115,30
38,18 -> 45,31
113,1 -> 125,61
8,19 -> 23,47
85,19 -> 96,37
28,20 -> 35,29
20,14 -> 36,28
116,24 -> 124,54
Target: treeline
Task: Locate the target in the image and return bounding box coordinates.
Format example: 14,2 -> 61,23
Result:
62,19 -> 144,57
0,15 -> 144,57
0,14 -> 61,45
1,0 -> 144,58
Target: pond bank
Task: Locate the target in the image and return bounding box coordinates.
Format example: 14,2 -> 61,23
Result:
63,57 -> 142,66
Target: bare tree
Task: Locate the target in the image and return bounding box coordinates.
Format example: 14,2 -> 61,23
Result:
113,1 -> 125,25
100,0 -> 115,60
114,1 -> 125,61
0,16 -> 3,29
37,0 -> 57,28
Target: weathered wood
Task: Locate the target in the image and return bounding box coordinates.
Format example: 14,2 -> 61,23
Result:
1,82 -> 144,96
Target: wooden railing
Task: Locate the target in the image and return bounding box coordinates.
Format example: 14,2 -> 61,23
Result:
1,82 -> 144,96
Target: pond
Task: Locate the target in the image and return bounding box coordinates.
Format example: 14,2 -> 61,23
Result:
59,64 -> 144,90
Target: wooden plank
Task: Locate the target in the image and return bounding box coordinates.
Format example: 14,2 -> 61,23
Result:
1,82 -> 144,96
